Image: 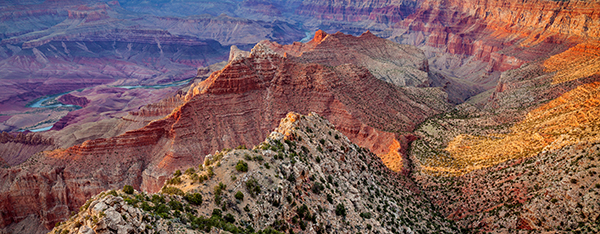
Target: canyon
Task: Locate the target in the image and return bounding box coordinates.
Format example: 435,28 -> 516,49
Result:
0,31 -> 451,231
0,0 -> 600,233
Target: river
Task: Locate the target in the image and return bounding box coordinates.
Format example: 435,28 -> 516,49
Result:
24,78 -> 193,132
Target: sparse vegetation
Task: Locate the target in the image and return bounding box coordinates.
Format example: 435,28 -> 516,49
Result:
235,160 -> 248,172
235,191 -> 244,200
122,185 -> 134,194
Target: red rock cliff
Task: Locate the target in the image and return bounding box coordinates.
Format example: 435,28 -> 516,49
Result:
398,0 -> 600,72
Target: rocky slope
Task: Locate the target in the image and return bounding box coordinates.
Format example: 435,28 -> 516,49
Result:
50,112 -> 458,234
0,31 -> 450,232
405,28 -> 600,233
0,132 -> 55,167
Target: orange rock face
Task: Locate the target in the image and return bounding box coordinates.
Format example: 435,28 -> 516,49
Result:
0,31 -> 450,231
544,41 -> 600,84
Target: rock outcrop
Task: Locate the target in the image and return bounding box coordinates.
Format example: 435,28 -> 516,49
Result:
57,94 -> 89,108
297,0 -> 419,24
0,132 -> 55,166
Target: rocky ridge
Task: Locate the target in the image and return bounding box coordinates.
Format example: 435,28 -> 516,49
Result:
263,30 -> 431,87
51,112 -> 458,234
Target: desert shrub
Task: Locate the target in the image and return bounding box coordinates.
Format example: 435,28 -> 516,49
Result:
311,182 -> 324,194
296,204 -> 309,219
236,160 -> 248,172
185,193 -> 203,206
214,182 -> 226,205
207,166 -> 215,177
185,167 -> 196,175
245,178 -> 261,197
123,185 -> 134,194
327,194 -> 333,204
224,213 -> 235,223
167,177 -> 182,185
235,191 -> 244,200
212,208 -> 222,218
287,173 -> 296,183
168,200 -> 183,211
151,194 -> 165,204
335,203 -> 346,217
161,186 -> 184,196
173,170 -> 182,177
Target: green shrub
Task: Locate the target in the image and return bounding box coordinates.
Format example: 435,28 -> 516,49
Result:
167,177 -> 182,185
335,203 -> 346,217
168,200 -> 183,211
287,173 -> 295,183
151,194 -> 165,204
185,167 -> 196,175
235,191 -> 244,200
185,193 -> 203,206
123,185 -> 134,194
173,170 -> 182,177
254,155 -> 264,162
312,182 -> 324,194
236,160 -> 248,172
296,204 -> 309,219
161,186 -> 184,196
214,183 -> 226,205
224,213 -> 235,223
212,209 -> 222,218
360,212 -> 372,219
207,166 -> 215,177
245,178 -> 261,197
327,194 -> 334,204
